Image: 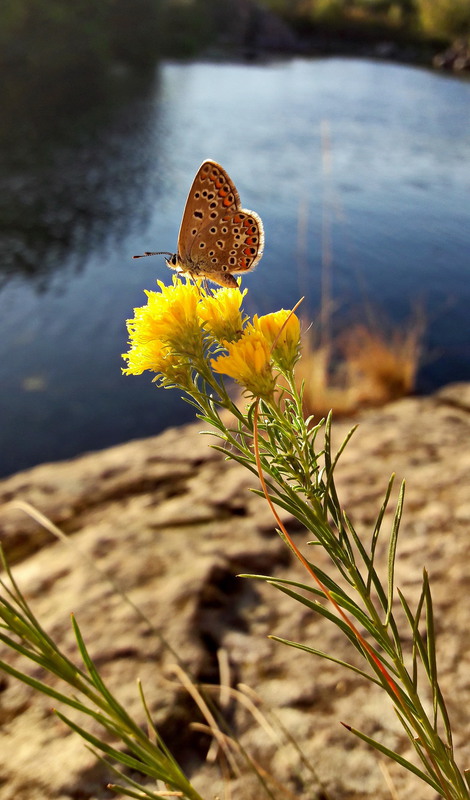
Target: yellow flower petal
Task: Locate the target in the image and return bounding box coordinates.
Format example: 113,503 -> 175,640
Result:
252,309 -> 301,370
198,286 -> 247,343
211,328 -> 275,400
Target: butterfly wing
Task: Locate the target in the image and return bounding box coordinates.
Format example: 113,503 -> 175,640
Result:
177,160 -> 240,263
176,159 -> 264,287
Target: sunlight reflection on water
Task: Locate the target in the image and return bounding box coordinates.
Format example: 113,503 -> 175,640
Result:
1,57 -> 469,476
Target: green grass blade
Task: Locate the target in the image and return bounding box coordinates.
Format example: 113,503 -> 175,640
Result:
341,722 -> 443,794
255,581 -> 363,651
71,615 -> 141,735
107,785 -> 157,799
91,748 -> 168,799
269,636 -> 380,684
385,480 -> 405,625
55,710 -> 182,785
423,569 -> 438,729
0,656 -> 93,711
367,473 -> 395,592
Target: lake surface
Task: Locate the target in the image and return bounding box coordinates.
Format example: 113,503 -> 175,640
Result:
1,57 -> 469,478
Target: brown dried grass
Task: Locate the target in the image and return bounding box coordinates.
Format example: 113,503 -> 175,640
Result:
296,314 -> 424,418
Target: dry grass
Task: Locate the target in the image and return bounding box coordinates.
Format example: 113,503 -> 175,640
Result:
296,314 -> 424,418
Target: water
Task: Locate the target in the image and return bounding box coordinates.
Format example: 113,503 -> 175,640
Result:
1,57 -> 469,478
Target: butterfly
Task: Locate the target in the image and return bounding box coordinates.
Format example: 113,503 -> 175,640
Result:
133,159 -> 264,288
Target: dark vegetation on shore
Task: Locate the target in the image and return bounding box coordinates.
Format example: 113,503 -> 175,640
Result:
1,0 -> 469,147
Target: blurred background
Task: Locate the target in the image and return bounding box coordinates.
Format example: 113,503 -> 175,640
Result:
1,0 -> 469,478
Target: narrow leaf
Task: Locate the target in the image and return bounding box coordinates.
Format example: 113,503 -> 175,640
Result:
89,748 -> 165,800
397,587 -> 430,690
385,480 -> 405,625
341,722 -> 442,794
269,636 -> 380,684
368,473 -> 395,592
423,570 -> 438,730
54,710 -> 170,782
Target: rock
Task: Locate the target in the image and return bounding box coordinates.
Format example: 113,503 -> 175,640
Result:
0,384 -> 469,800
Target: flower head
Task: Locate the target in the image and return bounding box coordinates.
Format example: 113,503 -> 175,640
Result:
122,277 -> 205,378
140,278 -> 203,357
211,328 -> 275,400
122,338 -> 192,388
198,286 -> 247,344
252,309 -> 301,371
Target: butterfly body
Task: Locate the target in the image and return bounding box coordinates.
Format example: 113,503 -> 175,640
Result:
134,160 -> 264,288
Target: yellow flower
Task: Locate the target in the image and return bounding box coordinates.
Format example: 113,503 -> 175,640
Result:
198,286 -> 247,343
122,339 -> 191,387
124,277 -> 204,363
145,278 -> 203,356
252,309 -> 301,371
211,328 -> 275,400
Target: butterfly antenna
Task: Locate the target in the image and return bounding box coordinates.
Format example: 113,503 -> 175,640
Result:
133,251 -> 173,259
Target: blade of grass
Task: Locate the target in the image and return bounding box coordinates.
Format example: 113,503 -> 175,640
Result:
341,721 -> 443,794
385,480 -> 405,626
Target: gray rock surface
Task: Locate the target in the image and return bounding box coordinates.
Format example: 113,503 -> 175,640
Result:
0,383 -> 469,800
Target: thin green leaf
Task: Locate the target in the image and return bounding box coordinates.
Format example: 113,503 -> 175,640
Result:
0,656 -> 94,711
342,510 -> 403,658
55,710 -> 172,783
422,572 -> 454,751
341,722 -> 443,794
249,487 -> 319,533
138,681 -> 178,766
327,591 -> 397,665
258,581 -> 365,655
393,705 -> 435,776
341,511 -> 370,585
244,574 -> 398,670
247,571 -> 394,665
91,748 -> 169,799
242,571 -> 348,604
368,474 -> 395,592
269,635 -> 381,684
209,445 -> 260,478
323,416 -> 357,515
397,588 -> 430,685
107,784 -> 157,799
385,480 -> 405,626
71,616 -> 141,736
423,569 -> 438,730
323,417 -> 358,551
